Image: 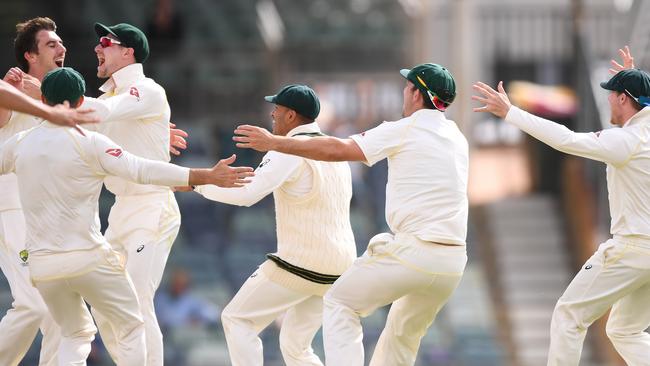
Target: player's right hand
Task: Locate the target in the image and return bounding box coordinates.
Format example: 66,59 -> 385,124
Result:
3,67 -> 24,89
47,101 -> 100,128
209,154 -> 255,188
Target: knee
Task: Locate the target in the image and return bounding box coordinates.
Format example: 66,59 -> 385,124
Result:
220,306 -> 244,334
605,319 -> 632,343
551,302 -> 589,334
278,327 -> 299,357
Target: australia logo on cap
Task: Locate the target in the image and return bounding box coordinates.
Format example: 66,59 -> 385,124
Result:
105,148 -> 123,158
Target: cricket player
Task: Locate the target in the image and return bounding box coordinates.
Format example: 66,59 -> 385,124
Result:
234,64 -> 469,366
78,22 -> 188,365
186,84 -> 356,365
0,67 -> 253,366
473,58 -> 650,364
0,17 -> 81,366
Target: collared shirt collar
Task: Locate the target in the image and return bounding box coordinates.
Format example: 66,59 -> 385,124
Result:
99,63 -> 145,94
410,108 -> 446,120
623,106 -> 650,127
287,122 -> 321,137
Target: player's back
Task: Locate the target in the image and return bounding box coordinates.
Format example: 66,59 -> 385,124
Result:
10,123 -> 106,255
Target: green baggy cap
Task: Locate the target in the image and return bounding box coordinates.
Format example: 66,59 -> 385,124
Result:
400,63 -> 456,111
264,84 -> 320,120
41,67 -> 86,106
95,22 -> 150,63
600,69 -> 650,107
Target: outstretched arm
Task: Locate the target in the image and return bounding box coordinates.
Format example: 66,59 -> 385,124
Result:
0,79 -> 98,127
472,81 -> 638,166
233,125 -> 365,162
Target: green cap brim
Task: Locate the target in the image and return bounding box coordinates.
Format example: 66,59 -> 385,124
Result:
94,23 -> 118,39
600,81 -> 614,91
400,69 -> 410,79
264,95 -> 276,103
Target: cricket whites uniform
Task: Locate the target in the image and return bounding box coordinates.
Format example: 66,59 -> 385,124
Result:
505,106 -> 650,366
323,108 -> 469,366
0,112 -> 60,366
82,63 -> 177,366
195,123 -> 356,366
0,122 -> 190,365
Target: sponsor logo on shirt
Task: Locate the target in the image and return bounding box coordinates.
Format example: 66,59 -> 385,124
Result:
105,148 -> 123,158
130,87 -> 140,101
595,131 -> 602,137
360,131 -> 366,137
257,158 -> 270,170
585,264 -> 592,270
137,244 -> 145,253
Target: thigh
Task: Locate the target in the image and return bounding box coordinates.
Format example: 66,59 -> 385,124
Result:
384,273 -> 462,334
282,295 -> 324,337
224,269 -> 312,333
73,259 -> 143,330
326,254 -> 433,318
0,210 -> 42,305
558,240 -> 650,323
607,244 -> 650,332
35,279 -> 95,337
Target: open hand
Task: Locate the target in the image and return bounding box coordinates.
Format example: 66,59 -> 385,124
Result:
210,154 -> 255,188
472,81 -> 512,119
233,125 -> 275,152
609,45 -> 634,75
47,101 -> 99,128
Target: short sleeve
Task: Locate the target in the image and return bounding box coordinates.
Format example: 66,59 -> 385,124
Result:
350,120 -> 407,166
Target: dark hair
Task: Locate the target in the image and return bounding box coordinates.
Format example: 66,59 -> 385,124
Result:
14,17 -> 57,72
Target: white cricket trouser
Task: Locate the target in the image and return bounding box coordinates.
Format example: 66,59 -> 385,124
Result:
31,246 -> 146,366
0,209 -> 60,366
93,192 -> 180,366
221,268 -> 325,366
548,236 -> 650,366
323,233 -> 466,366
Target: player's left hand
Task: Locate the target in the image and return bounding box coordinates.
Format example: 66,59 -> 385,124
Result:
472,81 -> 512,119
169,122 -> 188,156
610,45 -> 634,75
233,125 -> 275,152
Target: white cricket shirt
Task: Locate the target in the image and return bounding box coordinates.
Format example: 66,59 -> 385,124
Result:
82,63 -> 172,196
195,123 -> 319,205
0,122 -> 189,255
506,106 -> 650,239
351,108 -> 469,245
0,112 -> 41,211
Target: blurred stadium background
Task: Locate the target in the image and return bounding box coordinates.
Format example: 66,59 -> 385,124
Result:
1,0 -> 648,365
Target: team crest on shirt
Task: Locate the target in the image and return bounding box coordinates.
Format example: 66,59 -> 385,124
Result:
19,249 -> 29,266
105,148 -> 123,158
129,87 -> 140,101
